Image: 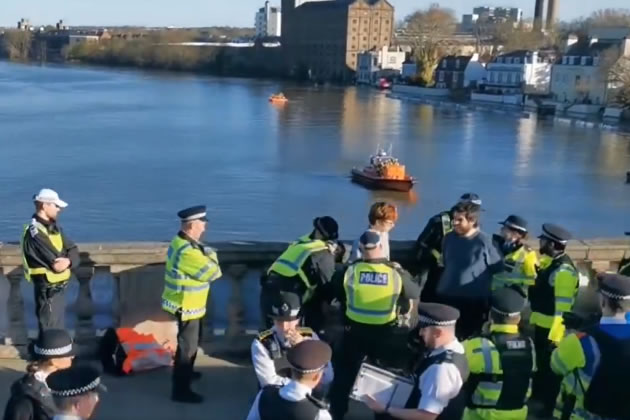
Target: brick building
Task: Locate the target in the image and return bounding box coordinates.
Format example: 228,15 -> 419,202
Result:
281,0 -> 394,81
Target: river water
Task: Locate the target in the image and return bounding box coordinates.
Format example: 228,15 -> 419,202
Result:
1,61 -> 629,243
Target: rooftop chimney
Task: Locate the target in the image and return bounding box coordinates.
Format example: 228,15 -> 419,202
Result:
534,0 -> 545,31
546,0 -> 558,30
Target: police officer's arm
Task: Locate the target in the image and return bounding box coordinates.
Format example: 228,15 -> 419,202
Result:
414,216 -> 441,265
548,268 -> 579,343
22,227 -> 59,270
484,235 -> 503,275
251,339 -> 291,387
245,390 -> 262,420
178,247 -> 222,283
550,333 -> 585,377
521,251 -> 539,286
3,397 -> 36,420
60,228 -> 80,269
398,268 -> 421,300
312,251 -> 336,287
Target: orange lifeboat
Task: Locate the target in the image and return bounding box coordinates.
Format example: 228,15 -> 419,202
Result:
269,92 -> 288,104
351,148 -> 415,192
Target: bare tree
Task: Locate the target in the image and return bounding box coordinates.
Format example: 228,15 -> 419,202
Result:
608,56 -> 630,108
588,9 -> 630,28
2,30 -> 33,60
403,3 -> 457,86
494,22 -> 547,53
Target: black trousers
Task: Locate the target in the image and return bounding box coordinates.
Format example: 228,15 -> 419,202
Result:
329,322 -> 396,420
172,314 -> 202,393
435,295 -> 489,341
532,325 -> 562,415
33,280 -> 66,337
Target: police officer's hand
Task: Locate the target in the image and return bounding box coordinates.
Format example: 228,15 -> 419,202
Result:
362,395 -> 386,413
286,329 -> 304,346
53,257 -> 71,273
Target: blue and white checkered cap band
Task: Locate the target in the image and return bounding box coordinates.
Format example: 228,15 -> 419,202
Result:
34,343 -> 72,356
418,315 -> 456,326
271,304 -> 299,317
50,377 -> 101,397
601,289 -> 630,300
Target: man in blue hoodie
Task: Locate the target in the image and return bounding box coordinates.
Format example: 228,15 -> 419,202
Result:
550,273 -> 630,420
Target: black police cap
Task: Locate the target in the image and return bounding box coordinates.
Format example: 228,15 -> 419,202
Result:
313,216 -> 339,241
33,329 -> 75,360
491,287 -> 527,316
539,223 -> 572,244
598,273 -> 630,301
287,340 -> 332,373
47,365 -> 106,397
359,230 -> 381,250
459,193 -> 482,206
499,215 -> 528,233
177,205 -> 207,222
269,291 -> 302,321
417,303 -> 460,327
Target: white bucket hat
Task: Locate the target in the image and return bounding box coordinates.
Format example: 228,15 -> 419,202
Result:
34,188 -> 68,208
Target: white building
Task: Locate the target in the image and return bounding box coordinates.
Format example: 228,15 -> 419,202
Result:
255,1 -> 282,38
482,50 -> 554,94
69,35 -> 100,47
356,46 -> 406,85
551,35 -> 630,105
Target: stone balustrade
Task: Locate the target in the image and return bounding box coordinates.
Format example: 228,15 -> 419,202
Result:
0,238 -> 629,358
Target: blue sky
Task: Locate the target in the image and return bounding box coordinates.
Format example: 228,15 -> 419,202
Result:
1,0 -> 628,28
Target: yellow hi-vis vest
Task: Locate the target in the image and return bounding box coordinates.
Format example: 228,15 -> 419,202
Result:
21,221 -> 71,284
267,235 -> 328,302
343,262 -> 402,325
492,245 -> 538,292
431,213 -> 453,266
161,235 -> 222,321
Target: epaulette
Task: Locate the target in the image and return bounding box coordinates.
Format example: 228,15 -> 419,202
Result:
29,220 -> 40,238
298,327 -> 314,338
257,329 -> 274,341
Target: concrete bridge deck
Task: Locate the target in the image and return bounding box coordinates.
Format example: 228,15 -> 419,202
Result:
0,355 -> 371,420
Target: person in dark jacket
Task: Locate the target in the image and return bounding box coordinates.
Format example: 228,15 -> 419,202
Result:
3,329 -> 75,420
21,189 -> 79,336
261,216 -> 340,332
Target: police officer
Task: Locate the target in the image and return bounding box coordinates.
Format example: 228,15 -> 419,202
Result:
21,189 -> 80,336
550,273 -> 630,420
262,216 -> 339,331
3,329 -> 75,420
492,215 -> 538,293
329,231 -> 420,420
413,193 -> 482,302
161,205 -> 222,403
252,291 -> 333,391
529,223 -> 579,417
46,365 -> 106,420
247,340 -> 333,420
462,287 -> 536,420
363,303 -> 468,419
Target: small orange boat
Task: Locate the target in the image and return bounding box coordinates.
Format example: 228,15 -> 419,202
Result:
269,92 -> 288,104
351,148 -> 415,192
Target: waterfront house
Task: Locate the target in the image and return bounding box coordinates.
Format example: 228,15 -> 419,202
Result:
356,45 -> 406,84
434,53 -> 487,89
550,33 -> 630,105
482,50 -> 554,94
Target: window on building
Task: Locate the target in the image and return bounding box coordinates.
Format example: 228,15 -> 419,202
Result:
442,60 -> 447,68
439,71 -> 445,82
363,37 -> 367,41
353,19 -> 357,24
384,37 -> 388,41
455,59 -> 460,69
373,37 -> 377,41
514,58 -> 520,64
352,45 -> 356,49
506,57 -> 512,64
490,72 -> 495,83
497,57 -> 503,63
388,56 -> 396,64
453,72 -> 458,83
575,75 -> 581,87
385,20 -> 389,24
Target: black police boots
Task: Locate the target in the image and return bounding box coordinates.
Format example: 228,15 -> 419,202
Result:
172,388 -> 204,404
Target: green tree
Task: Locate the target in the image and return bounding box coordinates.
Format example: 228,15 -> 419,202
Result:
403,3 -> 457,86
